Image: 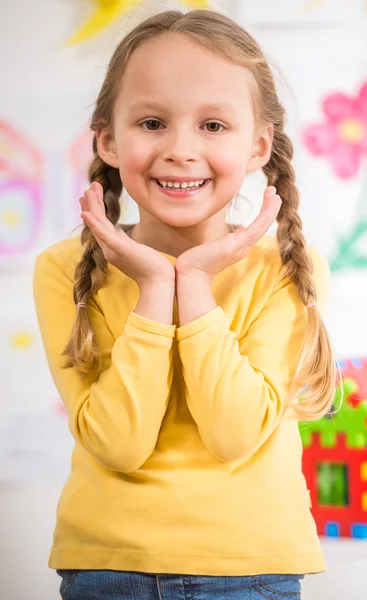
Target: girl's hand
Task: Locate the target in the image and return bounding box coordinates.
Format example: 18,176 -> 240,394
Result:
79,182 -> 175,286
175,186 -> 282,282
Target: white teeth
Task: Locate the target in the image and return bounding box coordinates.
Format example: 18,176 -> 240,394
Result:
157,179 -> 206,189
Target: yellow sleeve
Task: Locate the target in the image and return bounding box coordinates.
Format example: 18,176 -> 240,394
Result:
33,249 -> 176,474
176,247 -> 330,463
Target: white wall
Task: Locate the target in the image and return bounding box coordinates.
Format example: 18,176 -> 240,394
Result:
1,1 -> 366,599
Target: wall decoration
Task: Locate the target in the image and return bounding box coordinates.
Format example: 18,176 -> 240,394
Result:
0,120 -> 44,256
65,0 -> 210,45
0,118 -> 100,263
302,82 -> 367,272
10,330 -> 35,350
329,169 -> 367,271
302,82 -> 367,180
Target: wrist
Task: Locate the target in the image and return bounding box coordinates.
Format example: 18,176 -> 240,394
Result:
135,279 -> 175,326
176,268 -> 212,283
137,277 -> 176,292
176,273 -> 212,293
176,274 -> 216,327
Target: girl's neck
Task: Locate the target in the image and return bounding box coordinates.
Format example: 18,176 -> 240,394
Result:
120,221 -> 237,258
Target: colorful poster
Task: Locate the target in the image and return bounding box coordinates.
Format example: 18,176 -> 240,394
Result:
0,120 -> 44,258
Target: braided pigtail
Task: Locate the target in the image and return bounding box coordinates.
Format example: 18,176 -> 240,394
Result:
62,135 -> 122,374
263,127 -> 339,420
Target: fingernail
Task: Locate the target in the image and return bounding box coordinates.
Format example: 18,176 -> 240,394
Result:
269,186 -> 276,194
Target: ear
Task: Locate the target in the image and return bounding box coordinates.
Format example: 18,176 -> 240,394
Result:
246,124 -> 274,174
95,127 -> 120,169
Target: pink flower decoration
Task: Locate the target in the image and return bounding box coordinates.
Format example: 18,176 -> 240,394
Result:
302,82 -> 367,179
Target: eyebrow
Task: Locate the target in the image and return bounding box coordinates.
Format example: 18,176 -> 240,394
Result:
127,100 -> 236,113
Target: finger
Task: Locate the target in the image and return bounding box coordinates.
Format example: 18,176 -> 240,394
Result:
248,194 -> 282,236
84,182 -> 107,219
79,195 -> 87,212
232,193 -> 282,250
81,209 -> 113,242
262,185 -> 277,206
90,181 -> 105,210
232,187 -> 280,236
80,195 -> 108,236
81,209 -> 132,259
259,193 -> 282,222
80,194 -> 104,233
84,187 -> 106,221
80,209 -> 104,248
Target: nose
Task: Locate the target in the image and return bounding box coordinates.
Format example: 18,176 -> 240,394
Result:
161,125 -> 198,164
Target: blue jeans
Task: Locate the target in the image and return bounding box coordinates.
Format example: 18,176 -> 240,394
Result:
56,569 -> 305,599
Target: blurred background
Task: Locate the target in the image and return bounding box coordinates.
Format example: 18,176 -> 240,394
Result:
0,1 -> 366,598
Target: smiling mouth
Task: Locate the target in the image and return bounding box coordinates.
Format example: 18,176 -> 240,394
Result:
152,178 -> 210,189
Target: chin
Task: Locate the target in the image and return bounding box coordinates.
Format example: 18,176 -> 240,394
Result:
153,212 -> 211,230
149,201 -> 224,227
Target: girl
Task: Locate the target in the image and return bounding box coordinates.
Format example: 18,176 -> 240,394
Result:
33,8 -> 337,600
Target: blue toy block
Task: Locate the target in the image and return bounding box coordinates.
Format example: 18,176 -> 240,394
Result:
351,524 -> 367,539
325,522 -> 340,537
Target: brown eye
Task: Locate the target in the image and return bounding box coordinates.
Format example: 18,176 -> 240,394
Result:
205,122 -> 224,133
141,119 -> 161,130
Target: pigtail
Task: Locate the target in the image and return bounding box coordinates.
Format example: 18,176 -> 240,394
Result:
263,128 -> 340,420
61,135 -> 122,374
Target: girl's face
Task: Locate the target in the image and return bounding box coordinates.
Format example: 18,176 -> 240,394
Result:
98,33 -> 272,234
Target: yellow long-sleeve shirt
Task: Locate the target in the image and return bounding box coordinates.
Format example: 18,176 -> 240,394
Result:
33,229 -> 329,576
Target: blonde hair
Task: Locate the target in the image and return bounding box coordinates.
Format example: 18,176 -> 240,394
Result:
62,9 -> 339,421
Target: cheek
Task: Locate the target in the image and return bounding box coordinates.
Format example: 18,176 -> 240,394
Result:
123,149 -> 149,173
216,156 -> 243,178
118,132 -> 153,174
212,154 -> 247,193
210,139 -> 250,179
